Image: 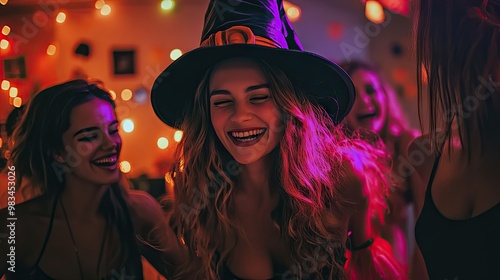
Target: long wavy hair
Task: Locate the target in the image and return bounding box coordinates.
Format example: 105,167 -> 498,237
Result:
416,0 -> 500,158
169,58 -> 390,279
10,79 -> 143,278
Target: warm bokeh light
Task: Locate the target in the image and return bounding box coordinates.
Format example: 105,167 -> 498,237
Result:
109,90 -> 116,100
157,137 -> 169,149
121,89 -> 132,101
95,0 -> 105,9
174,130 -> 183,142
56,12 -> 66,23
0,39 -> 8,49
47,44 -> 56,55
119,161 -> 131,173
161,0 -> 175,10
9,87 -> 17,98
0,0 -> 8,5
100,4 -> 111,15
365,0 -> 385,24
0,138 -> 3,149
170,49 -> 182,60
1,80 -> 10,90
283,1 -> 301,22
1,25 -> 10,35
13,97 -> 22,107
121,119 -> 134,133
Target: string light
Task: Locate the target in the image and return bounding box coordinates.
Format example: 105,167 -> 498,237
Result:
0,0 -> 8,6
0,39 -> 8,49
1,80 -> 10,90
9,87 -> 18,98
157,137 -> 169,149
119,161 -> 131,173
365,0 -> 385,24
13,97 -> 22,107
121,89 -> 132,101
283,1 -> 301,22
174,130 -> 183,142
95,0 -> 105,9
121,119 -> 134,133
109,90 -> 117,100
161,0 -> 175,11
56,12 -> 66,23
100,4 -> 111,15
47,44 -> 56,55
170,49 -> 182,60
1,25 -> 10,36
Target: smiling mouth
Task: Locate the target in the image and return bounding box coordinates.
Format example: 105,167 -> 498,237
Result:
92,155 -> 118,167
227,128 -> 266,146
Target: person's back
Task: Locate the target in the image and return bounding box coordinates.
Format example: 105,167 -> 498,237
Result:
412,0 -> 500,278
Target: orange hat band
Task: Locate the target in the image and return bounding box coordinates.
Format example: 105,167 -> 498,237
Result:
201,26 -> 281,48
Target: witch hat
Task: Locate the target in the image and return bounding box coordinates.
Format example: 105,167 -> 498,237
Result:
151,0 -> 355,128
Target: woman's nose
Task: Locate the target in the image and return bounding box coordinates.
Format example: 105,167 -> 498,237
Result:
230,102 -> 252,123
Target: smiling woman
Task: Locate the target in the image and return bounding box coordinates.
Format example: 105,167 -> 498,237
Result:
150,1 -> 406,279
0,79 -> 185,279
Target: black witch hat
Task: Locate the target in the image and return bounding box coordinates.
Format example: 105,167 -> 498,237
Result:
151,0 -> 355,128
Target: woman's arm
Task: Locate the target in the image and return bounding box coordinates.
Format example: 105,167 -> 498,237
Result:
128,190 -> 188,278
341,156 -> 407,280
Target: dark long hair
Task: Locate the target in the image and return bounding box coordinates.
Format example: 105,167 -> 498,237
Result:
416,0 -> 500,158
11,79 -> 143,277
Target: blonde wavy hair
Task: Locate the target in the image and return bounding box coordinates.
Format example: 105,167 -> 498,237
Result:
168,58 -> 390,279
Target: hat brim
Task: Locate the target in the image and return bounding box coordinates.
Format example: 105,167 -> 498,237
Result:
151,44 -> 354,128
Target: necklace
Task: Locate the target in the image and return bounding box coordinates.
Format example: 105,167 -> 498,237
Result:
60,197 -> 108,280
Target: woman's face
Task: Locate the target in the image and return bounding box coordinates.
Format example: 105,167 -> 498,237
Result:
346,69 -> 387,134
209,58 -> 283,165
58,98 -> 122,186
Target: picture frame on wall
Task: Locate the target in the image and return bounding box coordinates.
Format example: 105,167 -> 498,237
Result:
112,50 -> 136,75
3,56 -> 27,79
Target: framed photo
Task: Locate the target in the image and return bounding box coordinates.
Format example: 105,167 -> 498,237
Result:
3,56 -> 27,79
112,50 -> 136,75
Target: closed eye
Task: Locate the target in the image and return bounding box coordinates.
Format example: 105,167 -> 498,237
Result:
250,95 -> 269,103
78,134 -> 98,142
213,100 -> 233,107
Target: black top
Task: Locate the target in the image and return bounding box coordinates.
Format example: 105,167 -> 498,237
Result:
4,195 -> 144,280
415,154 -> 500,279
218,247 -> 346,280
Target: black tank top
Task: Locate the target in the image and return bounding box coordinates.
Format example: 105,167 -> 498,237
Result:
415,154 -> 500,279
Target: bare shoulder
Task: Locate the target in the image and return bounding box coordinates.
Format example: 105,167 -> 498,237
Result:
407,134 -> 439,183
127,190 -> 168,233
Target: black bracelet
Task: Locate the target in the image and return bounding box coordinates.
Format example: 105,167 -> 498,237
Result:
351,238 -> 374,251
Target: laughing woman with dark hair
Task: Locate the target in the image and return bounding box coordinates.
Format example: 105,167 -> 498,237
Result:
0,79 -> 184,279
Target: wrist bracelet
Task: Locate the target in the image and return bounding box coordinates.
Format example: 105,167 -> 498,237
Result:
351,238 -> 374,251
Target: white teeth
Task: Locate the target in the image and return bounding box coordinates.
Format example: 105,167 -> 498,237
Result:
94,156 -> 117,164
231,129 -> 264,138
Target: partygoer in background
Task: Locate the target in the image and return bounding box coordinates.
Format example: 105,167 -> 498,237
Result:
340,60 -> 426,277
0,79 -> 185,279
151,0 -> 405,279
412,0 -> 500,279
